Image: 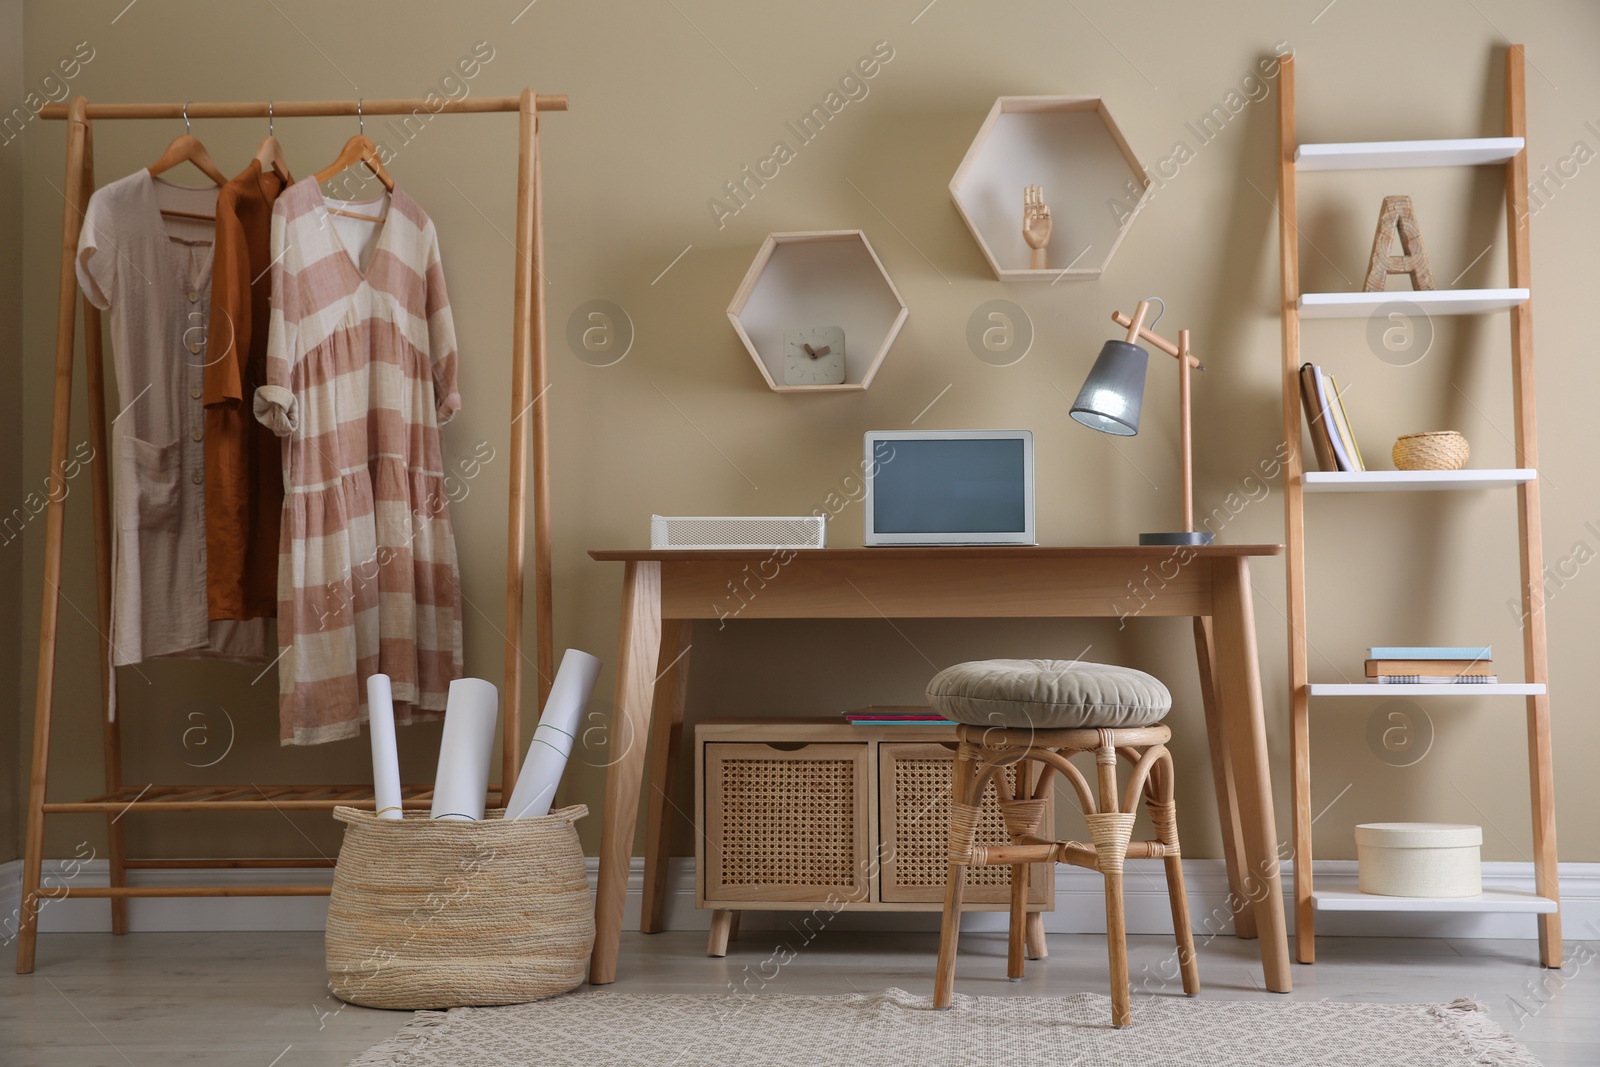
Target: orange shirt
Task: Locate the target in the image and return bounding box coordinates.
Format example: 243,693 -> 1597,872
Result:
205,160 -> 289,620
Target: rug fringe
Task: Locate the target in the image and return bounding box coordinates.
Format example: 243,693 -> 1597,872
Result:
1440,997 -> 1492,1014
344,1010 -> 451,1067
1429,999 -> 1545,1067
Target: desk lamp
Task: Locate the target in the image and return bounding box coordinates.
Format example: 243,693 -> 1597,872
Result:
1069,298 -> 1212,546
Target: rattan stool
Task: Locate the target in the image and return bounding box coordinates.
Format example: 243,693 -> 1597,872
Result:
926,661 -> 1200,1027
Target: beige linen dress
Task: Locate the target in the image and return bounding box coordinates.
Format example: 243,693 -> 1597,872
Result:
76,170 -> 273,672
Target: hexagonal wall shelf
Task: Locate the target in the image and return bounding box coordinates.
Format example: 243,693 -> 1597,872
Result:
949,96 -> 1151,281
727,230 -> 909,393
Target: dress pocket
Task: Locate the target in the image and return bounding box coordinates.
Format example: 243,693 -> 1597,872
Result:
117,435 -> 182,531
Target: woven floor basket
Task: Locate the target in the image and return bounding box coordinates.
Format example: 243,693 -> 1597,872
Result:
1392,430 -> 1469,471
326,805 -> 594,1009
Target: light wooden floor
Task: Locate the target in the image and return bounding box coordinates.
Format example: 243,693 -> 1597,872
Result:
3,930 -> 1597,1065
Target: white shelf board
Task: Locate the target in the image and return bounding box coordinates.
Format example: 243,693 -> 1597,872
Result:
1304,469 -> 1536,492
1295,137 -> 1523,170
1311,879 -> 1557,914
1309,683 -> 1545,697
1298,289 -> 1529,318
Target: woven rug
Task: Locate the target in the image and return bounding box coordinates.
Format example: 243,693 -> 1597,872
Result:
348,987 -> 1543,1066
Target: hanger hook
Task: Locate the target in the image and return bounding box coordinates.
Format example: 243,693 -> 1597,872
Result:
268,100 -> 274,137
357,98 -> 364,135
1142,295 -> 1166,331
183,100 -> 191,136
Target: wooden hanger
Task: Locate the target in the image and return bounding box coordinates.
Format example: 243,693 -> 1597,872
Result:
254,100 -> 292,185
148,102 -> 223,222
314,99 -> 391,223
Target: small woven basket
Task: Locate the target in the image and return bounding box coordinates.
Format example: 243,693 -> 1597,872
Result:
1392,431 -> 1469,471
325,805 -> 593,1009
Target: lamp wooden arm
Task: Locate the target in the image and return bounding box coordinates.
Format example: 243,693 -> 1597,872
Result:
1112,307 -> 1204,370
1113,301 -> 1200,536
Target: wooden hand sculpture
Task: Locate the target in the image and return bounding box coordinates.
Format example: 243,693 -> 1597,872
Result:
1023,184 -> 1052,270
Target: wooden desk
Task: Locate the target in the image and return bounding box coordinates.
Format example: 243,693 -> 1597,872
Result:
586,545 -> 1291,993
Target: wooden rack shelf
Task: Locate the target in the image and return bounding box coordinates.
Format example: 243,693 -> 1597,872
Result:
39,782 -> 494,813
1294,136 -> 1523,170
1297,288 -> 1529,317
1276,48 -> 1561,968
1308,683 -> 1546,697
1310,879 -> 1558,914
1303,469 -> 1536,492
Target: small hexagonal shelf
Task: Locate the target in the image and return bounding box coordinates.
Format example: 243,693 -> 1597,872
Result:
950,96 -> 1151,281
727,230 -> 909,393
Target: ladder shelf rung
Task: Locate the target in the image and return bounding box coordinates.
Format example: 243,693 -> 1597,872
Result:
1303,469 -> 1536,492
1294,136 -> 1523,170
1310,880 -> 1556,914
1307,682 -> 1545,697
1298,288 -> 1529,317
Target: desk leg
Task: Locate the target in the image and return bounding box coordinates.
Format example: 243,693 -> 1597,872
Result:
1193,616 -> 1256,940
641,619 -> 692,934
590,561 -> 663,985
1209,557 -> 1291,993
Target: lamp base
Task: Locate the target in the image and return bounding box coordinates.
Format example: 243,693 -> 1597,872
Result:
1139,531 -> 1215,546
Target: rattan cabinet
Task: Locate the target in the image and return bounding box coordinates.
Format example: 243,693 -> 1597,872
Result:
694,718 -> 1053,955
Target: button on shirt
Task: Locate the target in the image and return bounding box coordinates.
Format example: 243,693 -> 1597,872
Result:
76,170 -> 272,666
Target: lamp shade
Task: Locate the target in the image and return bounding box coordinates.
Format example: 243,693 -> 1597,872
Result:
1069,339 -> 1147,436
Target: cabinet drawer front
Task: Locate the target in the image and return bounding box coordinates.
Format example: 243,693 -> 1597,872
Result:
704,743 -> 870,903
879,742 -> 1052,904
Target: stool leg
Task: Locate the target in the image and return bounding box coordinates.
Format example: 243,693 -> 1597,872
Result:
1025,910 -> 1047,960
999,759 -> 1048,979
1162,847 -> 1200,996
935,862 -> 970,1009
1007,862 -> 1027,980
1099,850 -> 1132,1026
1091,736 -> 1135,1028
1148,758 -> 1200,996
934,743 -> 980,1009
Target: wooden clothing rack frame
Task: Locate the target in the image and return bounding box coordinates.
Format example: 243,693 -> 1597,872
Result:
17,91 -> 567,974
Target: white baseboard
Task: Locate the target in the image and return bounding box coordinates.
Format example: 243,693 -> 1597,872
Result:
2,856 -> 1596,943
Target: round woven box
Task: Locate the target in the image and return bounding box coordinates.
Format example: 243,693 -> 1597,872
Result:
1392,431 -> 1469,471
1356,822 -> 1482,898
325,805 -> 593,1009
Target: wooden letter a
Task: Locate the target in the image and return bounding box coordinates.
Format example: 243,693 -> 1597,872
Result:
1364,195 -> 1435,292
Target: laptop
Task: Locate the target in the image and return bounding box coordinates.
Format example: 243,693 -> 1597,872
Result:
863,430 -> 1035,546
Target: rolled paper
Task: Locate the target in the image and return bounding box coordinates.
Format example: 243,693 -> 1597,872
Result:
505,649 -> 602,820
430,678 -> 500,821
366,673 -> 404,820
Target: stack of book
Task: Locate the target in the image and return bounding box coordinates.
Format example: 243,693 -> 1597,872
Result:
843,706 -> 953,726
1299,362 -> 1364,472
1366,646 -> 1496,684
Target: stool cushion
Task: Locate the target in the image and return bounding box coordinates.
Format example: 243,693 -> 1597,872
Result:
926,659 -> 1171,729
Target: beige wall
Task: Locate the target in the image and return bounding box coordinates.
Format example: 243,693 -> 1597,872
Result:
15,1 -> 1600,870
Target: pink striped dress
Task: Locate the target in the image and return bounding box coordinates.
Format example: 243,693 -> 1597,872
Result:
255,178 -> 463,745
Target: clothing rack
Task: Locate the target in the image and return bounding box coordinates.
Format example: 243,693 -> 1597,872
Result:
17,90 -> 568,974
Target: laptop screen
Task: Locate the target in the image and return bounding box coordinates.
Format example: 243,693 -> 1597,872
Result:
870,437 -> 1028,534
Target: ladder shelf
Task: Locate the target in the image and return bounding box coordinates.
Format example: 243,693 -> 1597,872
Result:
1276,48 -> 1560,967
